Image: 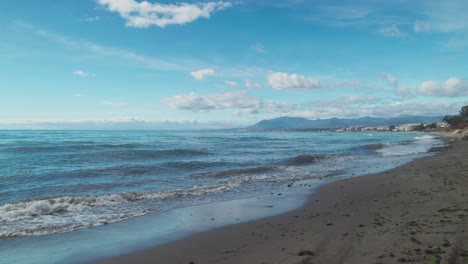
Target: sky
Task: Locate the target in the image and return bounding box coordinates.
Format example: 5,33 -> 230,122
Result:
0,0 -> 467,129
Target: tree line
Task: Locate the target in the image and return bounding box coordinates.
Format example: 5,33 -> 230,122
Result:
443,105 -> 468,127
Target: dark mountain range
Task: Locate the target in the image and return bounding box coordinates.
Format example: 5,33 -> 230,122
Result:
247,116 -> 444,130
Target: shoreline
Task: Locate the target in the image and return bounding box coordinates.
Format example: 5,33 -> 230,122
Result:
95,134 -> 468,264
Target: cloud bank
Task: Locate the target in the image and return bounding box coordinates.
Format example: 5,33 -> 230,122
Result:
165,91 -> 296,115
418,77 -> 468,97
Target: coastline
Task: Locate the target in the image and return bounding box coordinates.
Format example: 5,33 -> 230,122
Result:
95,134 -> 468,264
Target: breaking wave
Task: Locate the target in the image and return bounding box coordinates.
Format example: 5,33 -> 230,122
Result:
283,154 -> 334,166
194,166 -> 274,179
0,183 -> 238,237
361,143 -> 389,151
414,135 -> 436,140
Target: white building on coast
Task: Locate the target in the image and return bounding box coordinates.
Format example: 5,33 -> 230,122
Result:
396,124 -> 419,132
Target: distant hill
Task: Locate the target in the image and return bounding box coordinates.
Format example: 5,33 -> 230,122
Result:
247,116 -> 444,130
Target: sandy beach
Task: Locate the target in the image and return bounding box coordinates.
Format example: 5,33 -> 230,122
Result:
96,134 -> 468,264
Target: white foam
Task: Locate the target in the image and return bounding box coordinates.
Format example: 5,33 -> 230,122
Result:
414,134 -> 436,140
0,183 -> 240,237
377,135 -> 438,157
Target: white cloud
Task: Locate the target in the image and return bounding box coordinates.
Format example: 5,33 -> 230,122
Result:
379,72 -> 414,97
102,101 -> 129,107
245,80 -> 263,89
165,91 -> 258,112
165,91 -> 296,115
417,77 -> 468,97
191,68 -> 216,80
73,93 -> 82,97
250,43 -> 266,53
414,21 -> 430,32
267,72 -> 321,90
266,72 -> 366,91
224,80 -> 238,87
81,16 -> 100,22
379,24 -> 408,38
96,0 -> 233,28
380,72 -> 398,87
72,70 -> 92,77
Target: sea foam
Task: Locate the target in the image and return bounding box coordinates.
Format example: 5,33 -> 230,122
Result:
0,183 -> 239,237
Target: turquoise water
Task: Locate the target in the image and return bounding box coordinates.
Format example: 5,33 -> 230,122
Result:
0,130 -> 442,263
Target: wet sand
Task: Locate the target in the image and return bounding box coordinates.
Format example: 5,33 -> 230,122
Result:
96,135 -> 468,264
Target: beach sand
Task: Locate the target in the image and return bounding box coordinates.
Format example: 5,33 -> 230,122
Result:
96,135 -> 468,264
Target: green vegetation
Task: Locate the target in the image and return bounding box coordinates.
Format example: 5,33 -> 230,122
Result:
414,123 -> 426,131
429,255 -> 441,264
443,105 -> 468,127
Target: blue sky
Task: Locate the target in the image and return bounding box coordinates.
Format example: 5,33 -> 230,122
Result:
0,0 -> 467,128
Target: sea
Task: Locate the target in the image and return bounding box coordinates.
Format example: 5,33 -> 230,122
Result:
0,130 -> 443,263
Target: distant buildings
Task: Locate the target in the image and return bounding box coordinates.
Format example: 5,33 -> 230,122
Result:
396,122 -> 448,131
396,124 -> 419,132
338,122 -> 447,132
339,126 -> 389,132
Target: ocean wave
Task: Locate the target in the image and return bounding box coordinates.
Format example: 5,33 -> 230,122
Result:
222,164 -> 343,186
13,164 -> 167,182
373,135 -> 439,157
194,166 -> 274,179
62,141 -> 96,144
377,143 -> 431,157
414,135 -> 436,140
6,161 -> 221,183
283,154 -> 334,166
427,146 -> 449,153
78,164 -> 166,178
0,183 -> 238,237
164,161 -> 228,170
0,143 -> 144,153
398,140 -> 414,145
353,140 -> 414,154
58,149 -> 210,162
0,195 -> 127,221
361,143 -> 389,150
95,149 -> 210,159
